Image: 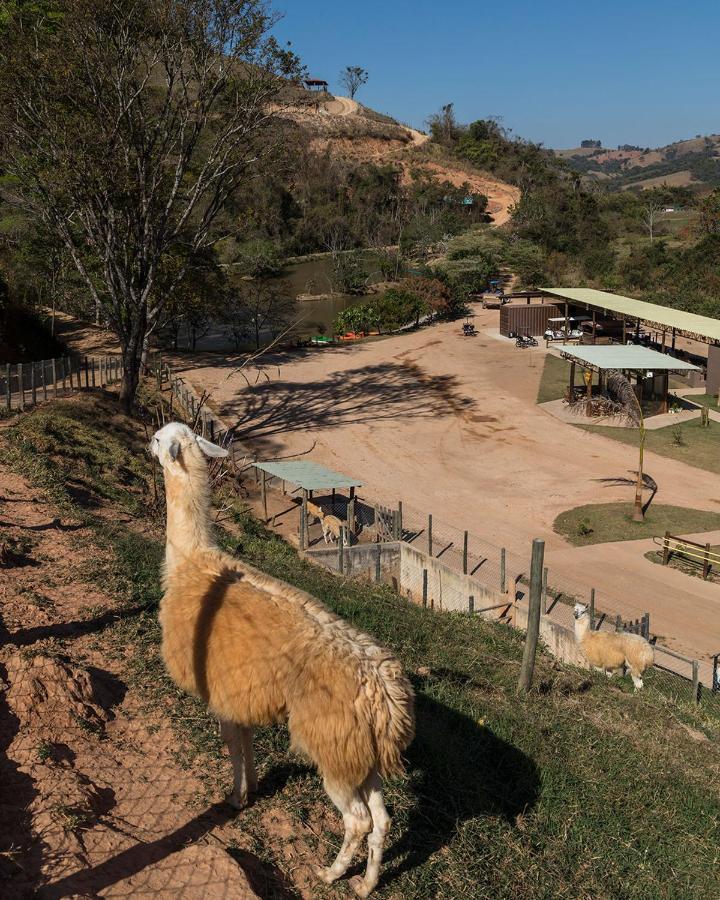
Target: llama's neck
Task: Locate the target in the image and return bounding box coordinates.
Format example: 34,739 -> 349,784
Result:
574,615 -> 590,642
163,457 -> 214,579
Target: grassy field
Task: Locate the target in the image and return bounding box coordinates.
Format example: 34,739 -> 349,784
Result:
535,353 -> 602,404
684,393 -> 720,411
554,501 -> 720,546
4,394 -> 720,899
582,417 -> 720,476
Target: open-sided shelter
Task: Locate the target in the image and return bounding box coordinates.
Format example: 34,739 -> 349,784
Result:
560,344 -> 700,414
252,459 -> 362,548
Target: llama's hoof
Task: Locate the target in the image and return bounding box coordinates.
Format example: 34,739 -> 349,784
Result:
349,875 -> 373,897
225,791 -> 248,811
316,866 -> 339,885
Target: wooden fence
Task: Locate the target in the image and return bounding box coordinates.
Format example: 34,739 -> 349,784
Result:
2,354 -> 124,411
660,531 -> 720,580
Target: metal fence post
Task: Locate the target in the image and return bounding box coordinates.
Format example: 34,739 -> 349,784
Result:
462,531 -> 468,574
518,539 -> 544,693
422,569 -> 428,608
500,548 -> 506,593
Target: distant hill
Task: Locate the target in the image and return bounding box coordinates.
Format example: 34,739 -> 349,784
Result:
556,133 -> 720,191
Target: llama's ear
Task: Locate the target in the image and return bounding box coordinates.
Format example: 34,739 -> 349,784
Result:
168,439 -> 181,461
195,435 -> 229,459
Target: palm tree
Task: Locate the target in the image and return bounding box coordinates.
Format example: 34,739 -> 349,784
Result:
606,371 -> 646,521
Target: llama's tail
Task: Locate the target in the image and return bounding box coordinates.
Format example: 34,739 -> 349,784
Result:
371,656 -> 415,780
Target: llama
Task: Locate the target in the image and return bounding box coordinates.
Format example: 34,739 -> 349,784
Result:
321,514 -> 344,545
573,603 -> 654,690
306,499 -> 325,523
150,423 -> 414,897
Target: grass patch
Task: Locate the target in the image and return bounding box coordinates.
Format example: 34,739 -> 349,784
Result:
5,392 -> 720,899
580,417 -> 720,476
685,393 -> 720,411
554,502 -> 720,546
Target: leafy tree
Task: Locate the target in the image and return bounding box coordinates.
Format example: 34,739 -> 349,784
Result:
0,0 -> 301,409
698,188 -> 720,236
339,66 -> 368,99
227,279 -> 296,349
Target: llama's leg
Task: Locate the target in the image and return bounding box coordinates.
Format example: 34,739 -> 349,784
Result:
239,726 -> 258,794
349,770 -> 390,898
219,720 -> 249,809
630,670 -> 644,690
318,781 -> 372,885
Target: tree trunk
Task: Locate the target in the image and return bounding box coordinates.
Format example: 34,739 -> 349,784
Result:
119,335 -> 143,413
632,421 -> 646,522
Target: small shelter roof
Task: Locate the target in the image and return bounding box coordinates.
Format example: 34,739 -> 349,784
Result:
542,287 -> 720,344
253,459 -> 362,491
560,345 -> 700,372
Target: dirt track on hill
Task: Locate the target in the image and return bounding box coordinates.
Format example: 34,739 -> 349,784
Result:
175,309 -> 720,665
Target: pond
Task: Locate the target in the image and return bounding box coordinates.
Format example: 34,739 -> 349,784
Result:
179,252 -> 386,353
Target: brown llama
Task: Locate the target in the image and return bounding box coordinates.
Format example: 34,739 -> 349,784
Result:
150,423 -> 415,896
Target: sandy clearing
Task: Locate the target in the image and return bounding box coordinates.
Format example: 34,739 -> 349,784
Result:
175,308 -> 720,662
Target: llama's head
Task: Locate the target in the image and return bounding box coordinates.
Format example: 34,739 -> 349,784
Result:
573,602 -> 589,620
150,422 -> 228,468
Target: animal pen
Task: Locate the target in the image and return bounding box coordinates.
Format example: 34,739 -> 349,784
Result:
250,459 -> 363,549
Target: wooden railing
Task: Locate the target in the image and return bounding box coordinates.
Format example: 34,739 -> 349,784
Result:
2,354 -> 124,412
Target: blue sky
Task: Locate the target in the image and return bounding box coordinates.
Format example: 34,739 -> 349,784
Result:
273,0 -> 718,149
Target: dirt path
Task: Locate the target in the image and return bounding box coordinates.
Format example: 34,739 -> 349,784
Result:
174,308 -> 720,664
0,453 -> 267,897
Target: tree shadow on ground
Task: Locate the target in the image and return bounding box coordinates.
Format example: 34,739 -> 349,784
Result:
380,687 -> 540,890
220,360 -> 474,457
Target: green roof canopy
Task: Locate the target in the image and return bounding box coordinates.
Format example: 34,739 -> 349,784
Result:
542,287 -> 720,344
253,459 -> 362,492
560,345 -> 700,372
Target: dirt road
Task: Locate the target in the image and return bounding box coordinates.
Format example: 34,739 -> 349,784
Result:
176,308 -> 720,663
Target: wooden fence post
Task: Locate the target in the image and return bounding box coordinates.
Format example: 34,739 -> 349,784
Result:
375,543 -> 381,583
91,357 -> 96,387
590,588 -> 595,630
518,539 -> 544,693
500,547 -> 506,593
261,469 -> 268,522
615,615 -> 622,632
468,594 -> 474,614
84,356 -> 90,388
300,489 -> 307,551
428,514 -> 433,557
18,363 -> 24,410
338,527 -> 344,574
692,660 -> 700,704
662,531 -> 671,565
30,362 -> 36,406
51,358 -> 58,399
397,501 -> 403,540
348,494 -> 356,540
422,569 -> 428,608
704,543 -> 711,580
462,531 -> 468,575
5,363 -> 10,411
42,360 -> 47,402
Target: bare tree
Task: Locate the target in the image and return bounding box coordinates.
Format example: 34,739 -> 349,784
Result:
642,201 -> 662,244
0,0 -> 301,409
339,65 -> 368,100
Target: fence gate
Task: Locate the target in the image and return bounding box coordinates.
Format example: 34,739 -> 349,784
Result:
375,504 -> 398,542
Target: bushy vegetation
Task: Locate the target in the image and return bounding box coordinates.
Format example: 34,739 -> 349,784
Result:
334,276 -> 454,334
